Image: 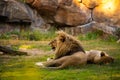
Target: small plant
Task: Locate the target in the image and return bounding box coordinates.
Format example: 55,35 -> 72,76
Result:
104,35 -> 117,42
78,30 -> 103,41
10,30 -> 20,35
11,45 -> 20,51
29,30 -> 56,41
115,28 -> 120,38
0,30 -> 20,40
19,31 -> 30,40
0,28 -> 56,41
0,34 -> 10,40
78,30 -> 117,42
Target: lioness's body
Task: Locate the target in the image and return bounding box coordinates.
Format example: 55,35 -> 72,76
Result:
43,51 -> 87,69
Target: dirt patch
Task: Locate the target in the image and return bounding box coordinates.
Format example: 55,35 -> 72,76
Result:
20,49 -> 54,56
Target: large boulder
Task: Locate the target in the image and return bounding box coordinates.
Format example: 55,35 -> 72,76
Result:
0,1 -> 6,16
26,0 -> 91,26
0,0 -> 31,22
54,1 -> 91,26
26,0 -> 58,16
0,0 -> 44,26
0,0 -> 44,33
0,1 -> 9,21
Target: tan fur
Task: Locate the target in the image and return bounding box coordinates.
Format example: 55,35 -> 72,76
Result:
49,37 -> 114,65
42,52 -> 87,69
117,39 -> 120,43
36,31 -> 87,69
49,39 -> 57,51
49,31 -> 85,59
86,50 -> 114,64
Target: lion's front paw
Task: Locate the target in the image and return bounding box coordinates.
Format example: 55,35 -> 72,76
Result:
35,62 -> 45,68
47,58 -> 53,61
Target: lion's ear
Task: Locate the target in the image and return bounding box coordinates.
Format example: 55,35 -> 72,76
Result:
56,30 -> 66,42
59,35 -> 66,42
101,52 -> 106,57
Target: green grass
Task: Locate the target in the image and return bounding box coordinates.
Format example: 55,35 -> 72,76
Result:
0,39 -> 120,80
0,29 -> 56,41
78,30 -> 117,42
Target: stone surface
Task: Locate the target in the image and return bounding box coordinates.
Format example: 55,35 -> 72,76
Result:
26,0 -> 120,29
0,0 -> 120,36
26,0 -> 91,26
93,0 -> 120,28
65,21 -> 116,35
77,21 -> 96,34
54,2 -> 91,26
0,0 -> 31,22
0,0 -> 45,33
0,1 -> 6,17
78,21 -> 116,35
82,0 -> 101,9
26,0 -> 58,16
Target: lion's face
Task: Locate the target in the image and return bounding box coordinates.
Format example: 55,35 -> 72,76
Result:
49,39 -> 57,51
48,31 -> 70,52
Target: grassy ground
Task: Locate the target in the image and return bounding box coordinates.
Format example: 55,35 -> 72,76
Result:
0,39 -> 120,80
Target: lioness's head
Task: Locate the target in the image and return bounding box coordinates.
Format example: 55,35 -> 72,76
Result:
86,50 -> 114,64
100,51 -> 114,64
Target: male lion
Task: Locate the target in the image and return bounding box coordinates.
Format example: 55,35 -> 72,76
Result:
49,30 -> 85,59
36,31 -> 87,69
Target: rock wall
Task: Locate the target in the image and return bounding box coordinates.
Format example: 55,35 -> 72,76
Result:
0,0 -> 45,33
26,0 -> 120,36
0,0 -> 120,37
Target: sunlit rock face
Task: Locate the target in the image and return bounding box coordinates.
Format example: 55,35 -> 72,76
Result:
54,0 -> 91,26
26,0 -> 91,26
26,0 -> 120,28
0,0 -> 120,35
26,0 -> 120,35
93,0 -> 120,27
26,0 -> 58,16
82,0 -> 101,9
